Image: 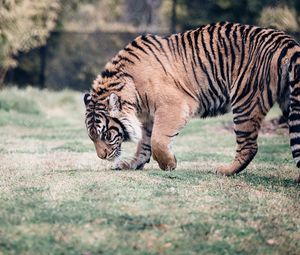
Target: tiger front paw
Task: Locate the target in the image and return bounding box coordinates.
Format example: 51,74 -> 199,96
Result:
156,155 -> 177,171
112,160 -> 132,170
112,160 -> 147,170
152,141 -> 177,171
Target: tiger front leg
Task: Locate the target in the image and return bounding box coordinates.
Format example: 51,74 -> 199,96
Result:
151,106 -> 187,171
114,120 -> 153,170
151,137 -> 177,170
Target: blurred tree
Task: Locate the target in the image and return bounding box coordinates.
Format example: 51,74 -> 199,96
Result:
56,0 -> 107,31
57,0 -> 130,32
175,0 -> 300,31
59,0 -> 165,32
259,6 -> 298,31
123,0 -> 162,30
0,0 -> 60,87
171,0 -> 177,33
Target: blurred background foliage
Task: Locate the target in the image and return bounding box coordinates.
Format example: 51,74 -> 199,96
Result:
0,0 -> 60,86
1,0 -> 300,90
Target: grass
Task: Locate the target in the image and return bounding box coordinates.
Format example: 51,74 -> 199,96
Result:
0,87 -> 299,255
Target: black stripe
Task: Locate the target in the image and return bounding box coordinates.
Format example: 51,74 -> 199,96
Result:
167,132 -> 179,138
225,23 -> 234,39
289,124 -> 300,133
290,51 -> 300,66
277,42 -> 300,97
108,82 -> 120,87
292,149 -> 300,158
180,32 -> 188,60
232,24 -> 240,51
112,117 -> 130,141
131,40 -> 148,54
101,70 -> 118,78
141,35 -> 160,51
289,112 -> 300,121
144,93 -> 150,112
118,72 -> 134,80
208,25 -> 216,60
164,36 -> 177,60
140,41 -> 168,75
187,31 -> 197,65
126,51 -> 141,61
115,56 -> 134,65
290,137 -> 300,147
150,35 -> 170,61
172,77 -> 197,101
174,34 -> 181,57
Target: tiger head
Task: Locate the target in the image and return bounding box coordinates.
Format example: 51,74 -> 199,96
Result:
83,89 -> 142,161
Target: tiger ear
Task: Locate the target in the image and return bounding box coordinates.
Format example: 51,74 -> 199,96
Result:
108,93 -> 121,117
83,91 -> 92,107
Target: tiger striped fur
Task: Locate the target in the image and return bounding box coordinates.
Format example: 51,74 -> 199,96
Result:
84,22 -> 300,182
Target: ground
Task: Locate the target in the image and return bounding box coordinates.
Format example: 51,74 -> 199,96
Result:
0,87 -> 299,255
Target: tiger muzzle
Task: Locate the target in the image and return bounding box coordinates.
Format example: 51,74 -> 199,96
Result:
94,140 -> 109,159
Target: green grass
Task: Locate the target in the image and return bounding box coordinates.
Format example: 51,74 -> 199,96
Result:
0,87 -> 299,255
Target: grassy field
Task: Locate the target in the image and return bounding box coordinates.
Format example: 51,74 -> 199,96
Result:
0,87 -> 299,255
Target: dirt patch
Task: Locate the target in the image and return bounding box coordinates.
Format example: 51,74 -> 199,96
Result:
222,116 -> 289,136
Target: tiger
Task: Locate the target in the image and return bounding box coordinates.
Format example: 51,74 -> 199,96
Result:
84,22 -> 300,182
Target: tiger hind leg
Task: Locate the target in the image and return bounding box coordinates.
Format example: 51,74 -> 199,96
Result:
216,109 -> 264,176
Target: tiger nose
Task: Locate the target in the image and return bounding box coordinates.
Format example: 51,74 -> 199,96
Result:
97,149 -> 107,159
